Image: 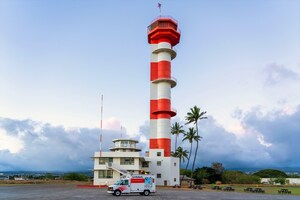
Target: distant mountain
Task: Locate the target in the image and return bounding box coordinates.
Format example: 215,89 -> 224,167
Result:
227,167 -> 300,174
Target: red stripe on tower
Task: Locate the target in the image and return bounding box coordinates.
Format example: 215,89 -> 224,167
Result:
148,17 -> 180,157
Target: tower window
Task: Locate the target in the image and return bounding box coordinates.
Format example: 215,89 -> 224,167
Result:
157,173 -> 161,178
157,152 -> 161,156
157,161 -> 161,166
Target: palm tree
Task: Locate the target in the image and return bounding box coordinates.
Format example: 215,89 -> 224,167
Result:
185,106 -> 207,181
171,122 -> 185,152
181,127 -> 200,185
172,146 -> 188,185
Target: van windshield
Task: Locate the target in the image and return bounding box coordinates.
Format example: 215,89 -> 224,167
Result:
114,180 -> 123,185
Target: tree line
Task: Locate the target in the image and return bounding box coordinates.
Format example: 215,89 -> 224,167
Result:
181,163 -> 299,185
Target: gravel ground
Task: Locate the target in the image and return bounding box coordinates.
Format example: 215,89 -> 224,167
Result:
0,184 -> 299,200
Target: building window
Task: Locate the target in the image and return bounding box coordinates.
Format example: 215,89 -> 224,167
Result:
142,162 -> 149,168
157,152 -> 161,156
99,158 -> 113,165
174,162 -> 176,166
157,161 -> 161,166
120,157 -> 134,165
157,173 -> 161,178
174,178 -> 176,182
98,170 -> 113,179
121,140 -> 128,147
99,158 -> 106,164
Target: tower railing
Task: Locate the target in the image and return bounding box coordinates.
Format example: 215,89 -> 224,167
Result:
147,19 -> 181,33
149,15 -> 178,24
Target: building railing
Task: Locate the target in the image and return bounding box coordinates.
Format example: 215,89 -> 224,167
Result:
109,145 -> 141,149
112,144 -> 136,148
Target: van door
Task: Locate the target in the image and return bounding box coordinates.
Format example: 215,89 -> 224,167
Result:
118,179 -> 131,194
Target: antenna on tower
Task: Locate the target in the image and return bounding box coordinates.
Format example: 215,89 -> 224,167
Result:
100,95 -> 103,157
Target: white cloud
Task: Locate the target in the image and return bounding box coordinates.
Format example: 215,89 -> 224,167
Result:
0,129 -> 24,154
264,63 -> 300,86
257,134 -> 272,148
103,117 -> 122,131
0,118 -> 128,171
0,104 -> 299,171
226,121 -> 246,137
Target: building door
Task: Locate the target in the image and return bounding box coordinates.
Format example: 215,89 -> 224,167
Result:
164,180 -> 167,186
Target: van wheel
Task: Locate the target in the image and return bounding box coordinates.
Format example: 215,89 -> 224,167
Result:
114,190 -> 121,196
143,190 -> 150,196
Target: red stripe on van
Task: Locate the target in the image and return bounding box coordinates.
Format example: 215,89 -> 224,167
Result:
131,178 -> 145,183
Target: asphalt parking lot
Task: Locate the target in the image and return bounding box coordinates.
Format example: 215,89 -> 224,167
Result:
0,184 -> 299,200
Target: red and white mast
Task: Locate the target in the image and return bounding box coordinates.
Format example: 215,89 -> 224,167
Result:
148,17 -> 181,157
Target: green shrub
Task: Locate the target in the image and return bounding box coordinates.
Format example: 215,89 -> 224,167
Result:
193,167 -> 221,184
44,173 -> 54,180
180,169 -> 192,177
222,170 -> 260,184
274,177 -> 286,185
63,173 -> 88,181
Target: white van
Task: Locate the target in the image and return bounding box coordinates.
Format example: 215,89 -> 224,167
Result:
107,174 -> 156,196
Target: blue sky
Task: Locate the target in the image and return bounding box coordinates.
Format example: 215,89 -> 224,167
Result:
0,0 -> 299,171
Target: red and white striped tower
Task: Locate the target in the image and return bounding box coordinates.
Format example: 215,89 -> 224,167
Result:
148,17 -> 181,157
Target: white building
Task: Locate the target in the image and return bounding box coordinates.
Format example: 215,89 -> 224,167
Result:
93,138 -> 179,186
261,178 -> 300,185
93,139 -> 149,186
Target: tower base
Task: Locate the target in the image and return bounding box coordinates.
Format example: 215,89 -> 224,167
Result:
145,149 -> 179,186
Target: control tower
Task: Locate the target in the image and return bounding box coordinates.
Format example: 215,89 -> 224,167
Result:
146,16 -> 181,186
